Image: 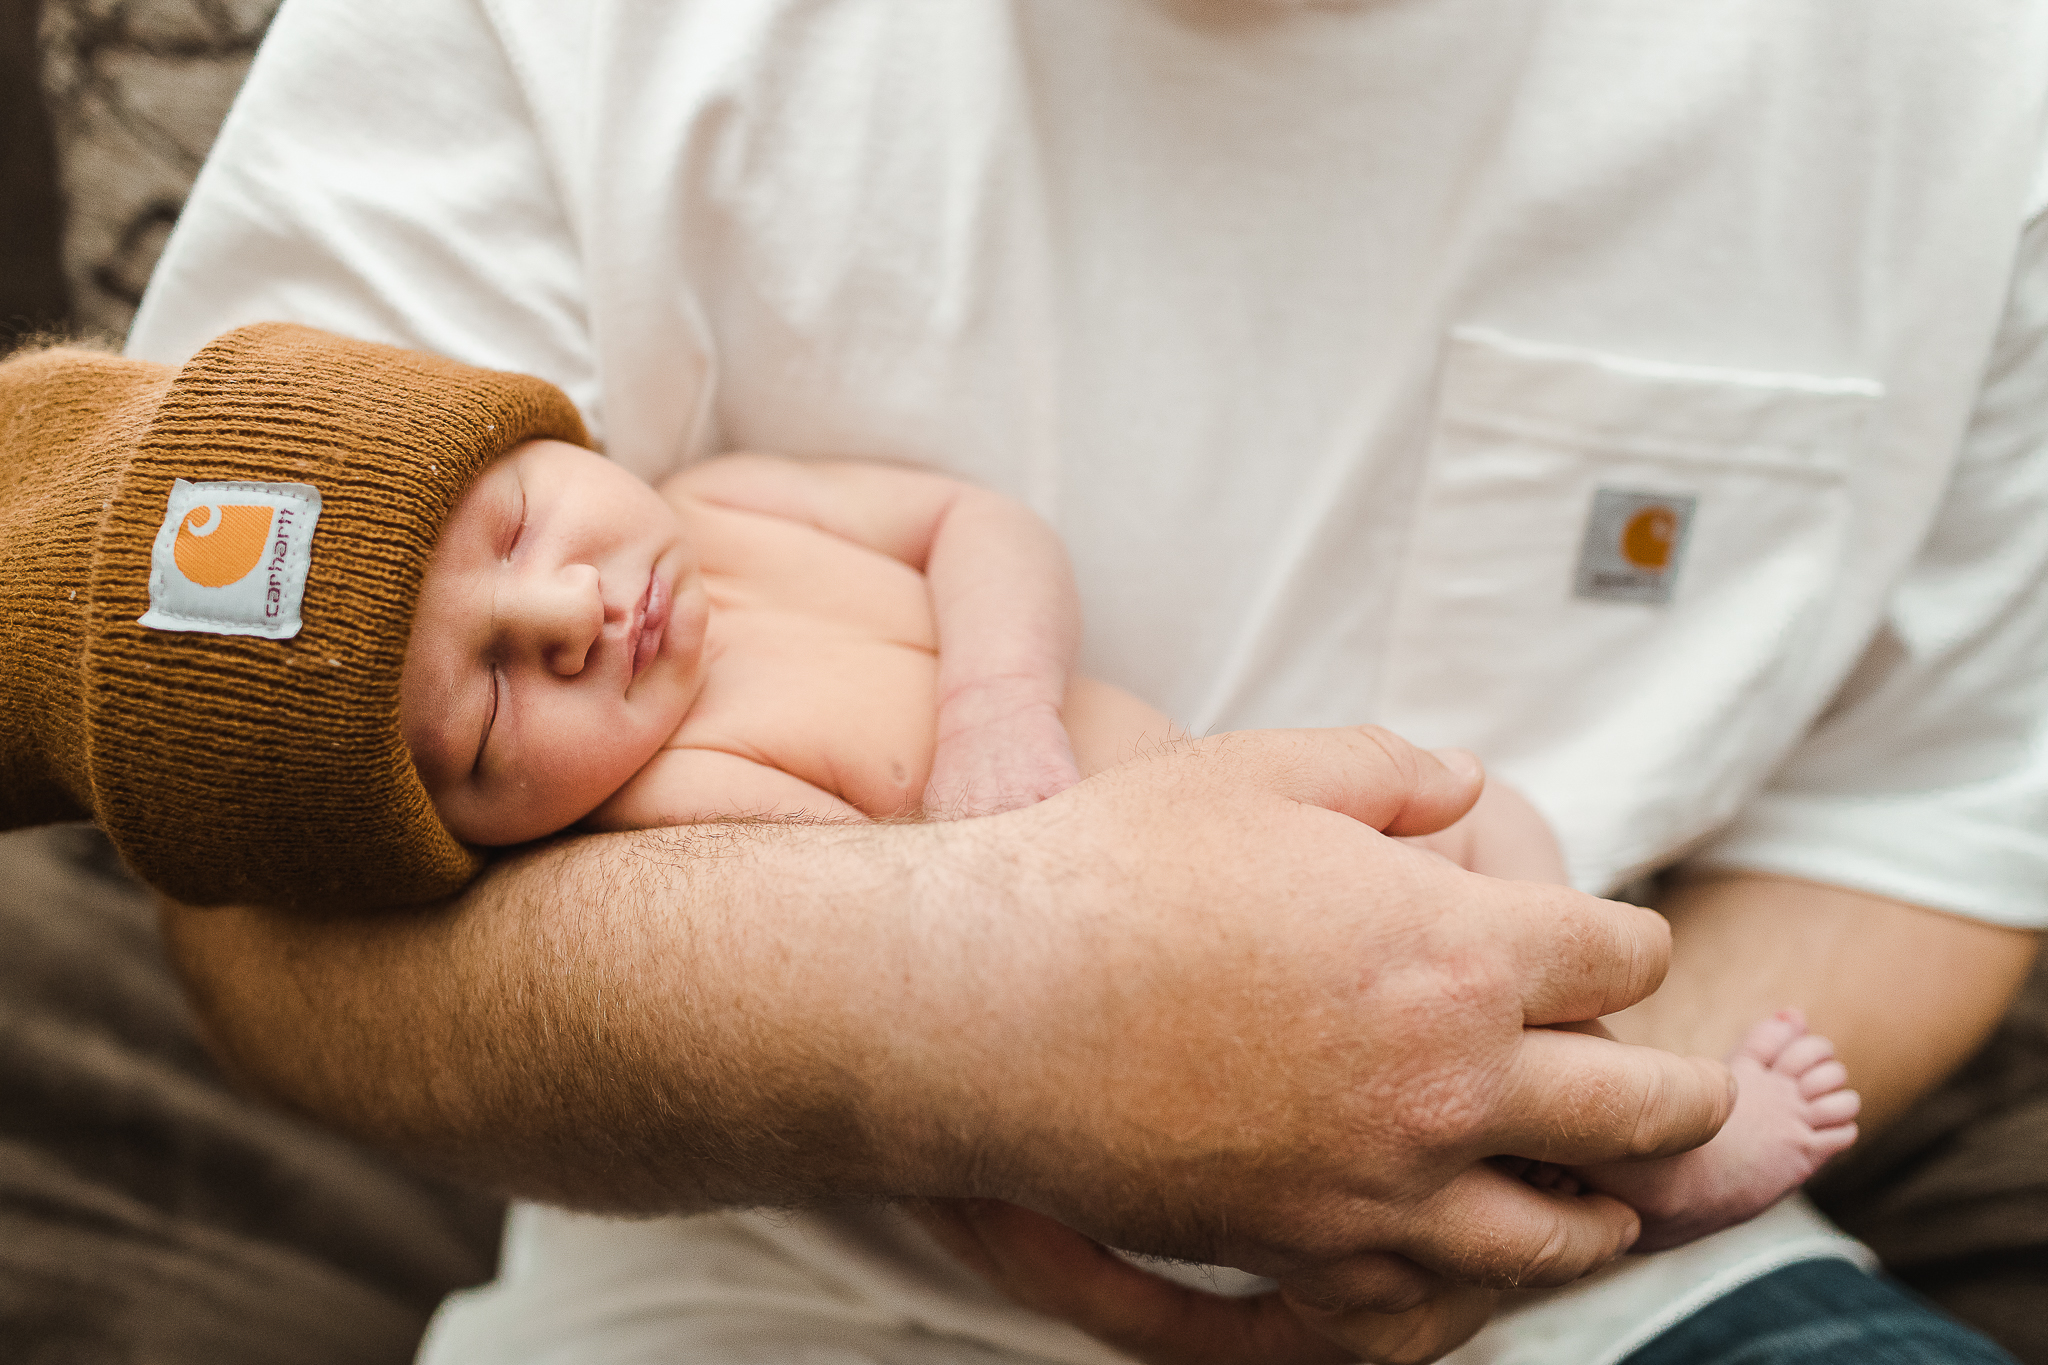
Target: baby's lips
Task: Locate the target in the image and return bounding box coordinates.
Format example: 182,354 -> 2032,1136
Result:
632,568 -> 669,678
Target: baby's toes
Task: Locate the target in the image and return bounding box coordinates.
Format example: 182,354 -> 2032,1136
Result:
1808,1089 -> 1862,1129
1799,1059 -> 1849,1100
1733,1009 -> 1807,1068
1805,1118 -> 1859,1163
1771,1032 -> 1836,1079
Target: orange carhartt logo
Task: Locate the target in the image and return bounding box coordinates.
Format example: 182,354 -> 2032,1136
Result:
173,503 -> 276,588
141,479 -> 323,641
1620,505 -> 1679,572
1574,488 -> 1695,607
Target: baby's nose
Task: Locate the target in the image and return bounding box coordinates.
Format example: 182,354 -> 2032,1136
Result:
508,563 -> 605,676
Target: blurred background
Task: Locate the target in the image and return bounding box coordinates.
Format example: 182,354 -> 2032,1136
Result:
4,0 -> 271,344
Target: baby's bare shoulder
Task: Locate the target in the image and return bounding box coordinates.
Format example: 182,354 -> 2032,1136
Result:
661,452 -> 807,504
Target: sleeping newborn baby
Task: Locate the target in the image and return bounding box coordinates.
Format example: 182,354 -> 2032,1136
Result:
398,437 -> 1860,1262
399,438 -> 1160,840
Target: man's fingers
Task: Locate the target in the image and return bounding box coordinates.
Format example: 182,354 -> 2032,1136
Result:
907,1200 -> 1354,1365
1490,1026 -> 1734,1165
1275,1249 -> 1446,1317
1188,726 -> 1485,837
1485,879 -> 1675,1023
1397,1161 -> 1642,1289
1283,1278 -> 1498,1365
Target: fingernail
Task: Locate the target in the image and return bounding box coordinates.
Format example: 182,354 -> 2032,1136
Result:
1430,747 -> 1483,783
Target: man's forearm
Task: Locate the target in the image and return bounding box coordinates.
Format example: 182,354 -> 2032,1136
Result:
156,727 -> 1738,1325
1607,871 -> 2040,1134
161,820 -> 982,1212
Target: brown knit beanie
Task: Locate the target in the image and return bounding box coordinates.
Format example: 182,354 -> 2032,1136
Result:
0,322 -> 588,911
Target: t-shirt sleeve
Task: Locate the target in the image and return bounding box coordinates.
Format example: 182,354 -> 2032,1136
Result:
124,0 -> 600,437
1690,211 -> 2048,928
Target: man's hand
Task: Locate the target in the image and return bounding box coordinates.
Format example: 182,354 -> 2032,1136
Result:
894,727 -> 1733,1338
912,1199 -> 1492,1365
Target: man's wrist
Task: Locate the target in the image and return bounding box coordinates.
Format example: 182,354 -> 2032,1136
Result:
852,814 -> 1068,1198
644,814 -> 1055,1206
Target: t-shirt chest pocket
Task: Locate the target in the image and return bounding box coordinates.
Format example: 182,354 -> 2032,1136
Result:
1376,327 -> 1882,893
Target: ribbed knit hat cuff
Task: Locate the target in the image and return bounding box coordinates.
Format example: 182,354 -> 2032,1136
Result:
81,323 -> 589,911
0,345 -> 171,830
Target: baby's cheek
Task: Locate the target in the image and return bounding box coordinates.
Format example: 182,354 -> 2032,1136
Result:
541,714 -> 670,832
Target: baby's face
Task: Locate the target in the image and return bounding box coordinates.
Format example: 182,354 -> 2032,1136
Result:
401,439 -> 706,845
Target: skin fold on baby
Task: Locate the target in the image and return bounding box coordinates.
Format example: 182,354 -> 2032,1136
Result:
398,439 -> 1859,1264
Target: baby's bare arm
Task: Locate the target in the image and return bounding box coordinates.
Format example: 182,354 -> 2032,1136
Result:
589,747 -> 864,829
670,455 -> 1080,817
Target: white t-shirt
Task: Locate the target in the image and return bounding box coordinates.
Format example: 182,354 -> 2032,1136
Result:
129,2 -> 2048,1361
133,0 -> 2048,920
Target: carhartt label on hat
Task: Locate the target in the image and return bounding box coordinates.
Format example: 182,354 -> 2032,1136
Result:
1574,488 -> 1695,606
139,480 -> 322,639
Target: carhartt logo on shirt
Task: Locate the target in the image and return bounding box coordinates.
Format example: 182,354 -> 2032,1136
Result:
139,479 -> 322,640
1574,489 -> 1695,606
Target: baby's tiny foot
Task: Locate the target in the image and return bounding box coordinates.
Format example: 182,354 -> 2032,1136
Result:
1567,1010 -> 1860,1253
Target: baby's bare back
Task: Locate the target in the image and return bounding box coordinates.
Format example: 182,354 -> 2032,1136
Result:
587,484 -> 1171,831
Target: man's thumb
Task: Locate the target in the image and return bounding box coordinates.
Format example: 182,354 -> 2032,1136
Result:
1192,726 -> 1485,838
